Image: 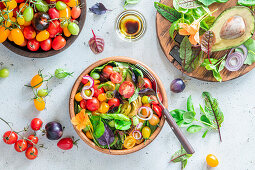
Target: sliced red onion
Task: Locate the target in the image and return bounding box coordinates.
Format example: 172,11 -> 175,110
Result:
82,76 -> 94,89
137,106 -> 153,120
225,52 -> 244,72
136,122 -> 143,130
236,45 -> 248,60
81,87 -> 94,99
132,130 -> 142,140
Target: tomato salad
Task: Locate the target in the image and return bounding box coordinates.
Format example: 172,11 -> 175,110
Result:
72,61 -> 163,150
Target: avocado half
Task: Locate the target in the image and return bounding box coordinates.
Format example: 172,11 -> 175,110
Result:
209,6 -> 255,52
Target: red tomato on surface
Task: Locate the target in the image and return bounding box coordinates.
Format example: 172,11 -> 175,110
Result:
108,98 -> 120,107
57,137 -> 74,150
86,97 -> 100,111
31,118 -> 43,131
25,146 -> 38,160
48,8 -> 59,19
14,139 -> 28,152
152,104 -> 162,118
40,38 -> 52,51
3,131 -> 18,144
27,39 -> 40,51
80,100 -> 86,109
23,26 -> 36,40
47,20 -> 60,38
110,72 -> 122,84
27,135 -> 38,145
71,6 -> 81,19
144,78 -> 152,89
118,81 -> 135,98
93,85 -> 104,98
52,35 -> 66,50
102,65 -> 113,79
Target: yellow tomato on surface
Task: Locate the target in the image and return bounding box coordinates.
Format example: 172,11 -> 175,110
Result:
31,74 -> 43,88
75,92 -> 83,102
11,28 -> 25,45
36,30 -> 49,42
34,97 -> 45,111
206,154 -> 219,167
124,136 -> 136,149
0,27 -> 10,43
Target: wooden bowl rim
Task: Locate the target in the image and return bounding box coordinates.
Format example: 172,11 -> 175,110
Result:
69,56 -> 168,155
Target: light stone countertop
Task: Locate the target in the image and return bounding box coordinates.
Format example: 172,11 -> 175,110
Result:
0,0 -> 255,170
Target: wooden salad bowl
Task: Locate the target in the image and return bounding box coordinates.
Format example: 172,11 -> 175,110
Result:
69,56 -> 168,155
156,0 -> 255,82
2,0 -> 86,58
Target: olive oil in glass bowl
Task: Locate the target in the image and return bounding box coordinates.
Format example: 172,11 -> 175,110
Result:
115,10 -> 146,41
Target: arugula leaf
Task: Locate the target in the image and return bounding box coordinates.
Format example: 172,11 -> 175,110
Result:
170,147 -> 192,163
187,125 -> 203,133
243,38 -> 255,65
238,0 -> 255,6
90,116 -> 105,138
154,2 -> 181,22
129,88 -> 139,103
180,36 -> 193,70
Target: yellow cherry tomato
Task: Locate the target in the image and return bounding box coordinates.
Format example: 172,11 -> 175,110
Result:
63,27 -> 71,37
34,97 -> 45,111
4,0 -> 17,10
75,92 -> 83,102
0,27 -> 10,43
85,131 -> 93,139
98,93 -> 107,102
142,126 -> 151,139
98,102 -> 109,114
2,8 -> 13,19
11,28 -> 24,46
149,114 -> 160,126
36,30 -> 49,42
8,32 -> 13,41
17,16 -> 25,25
206,154 -> 219,167
23,20 -> 31,26
123,136 -> 136,149
67,0 -> 78,7
31,74 -> 43,88
19,3 -> 28,13
59,6 -> 71,22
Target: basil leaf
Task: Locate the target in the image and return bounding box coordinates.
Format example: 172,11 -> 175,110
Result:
187,125 -> 203,133
154,2 -> 181,22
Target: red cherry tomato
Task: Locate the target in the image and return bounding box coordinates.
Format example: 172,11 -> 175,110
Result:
14,139 -> 28,152
27,39 -> 40,51
152,104 -> 162,118
27,135 -> 38,145
57,137 -> 74,150
86,97 -> 100,111
118,81 -> 135,98
48,8 -> 59,19
52,35 -> 66,50
23,26 -> 36,40
12,7 -> 18,18
47,20 -> 60,38
144,78 -> 152,89
102,65 -> 114,79
80,100 -> 86,109
58,0 -> 71,3
110,71 -> 122,84
25,146 -> 38,160
108,98 -> 120,107
93,85 -> 105,98
31,118 -> 43,131
40,38 -> 52,51
15,0 -> 25,3
71,6 -> 81,19
0,2 -> 5,9
3,131 -> 18,144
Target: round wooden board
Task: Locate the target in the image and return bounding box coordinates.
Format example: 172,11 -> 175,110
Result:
156,0 -> 255,82
2,0 -> 86,58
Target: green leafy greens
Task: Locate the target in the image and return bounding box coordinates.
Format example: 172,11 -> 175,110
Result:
238,0 -> 255,6
154,2 -> 181,22
243,38 -> 255,65
197,0 -> 229,6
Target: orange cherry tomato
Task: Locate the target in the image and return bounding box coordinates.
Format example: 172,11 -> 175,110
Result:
63,27 -> 71,37
67,0 -> 78,7
59,6 -> 71,22
8,33 -> 13,41
2,8 -> 13,19
4,0 -> 17,10
34,97 -> 45,111
11,28 -> 24,45
71,6 -> 81,19
36,30 -> 49,42
5,17 -> 16,27
19,3 -> 28,13
148,114 -> 160,126
23,20 -> 31,26
19,39 -> 27,47
98,102 -> 109,114
123,136 -> 136,149
31,74 -> 43,88
206,154 -> 219,167
0,27 -> 10,43
75,92 -> 83,102
98,93 -> 107,102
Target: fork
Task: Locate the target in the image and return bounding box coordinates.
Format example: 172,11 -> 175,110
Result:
135,64 -> 195,154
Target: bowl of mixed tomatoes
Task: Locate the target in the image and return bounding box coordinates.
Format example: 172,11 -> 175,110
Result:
0,0 -> 86,58
69,56 -> 168,155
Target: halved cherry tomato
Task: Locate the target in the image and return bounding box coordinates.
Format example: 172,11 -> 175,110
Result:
123,136 -> 136,149
152,104 -> 162,118
118,81 -> 135,98
80,99 -> 86,109
93,85 -> 104,98
14,139 -> 28,152
27,135 -> 38,145
27,39 -> 40,51
86,97 -> 100,111
34,97 -> 45,111
108,98 -> 120,107
3,131 -> 18,144
71,6 -> 81,19
110,71 -> 122,84
31,74 -> 43,88
206,154 -> 219,167
144,78 -> 152,89
40,38 -> 52,51
31,118 -> 43,131
102,65 -> 114,79
25,146 -> 38,160
52,35 -> 66,50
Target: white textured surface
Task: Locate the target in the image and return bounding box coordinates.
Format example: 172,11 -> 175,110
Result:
0,1 -> 255,170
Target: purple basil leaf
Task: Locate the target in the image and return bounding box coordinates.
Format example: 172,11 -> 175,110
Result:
139,88 -> 156,96
89,3 -> 107,15
97,124 -> 115,148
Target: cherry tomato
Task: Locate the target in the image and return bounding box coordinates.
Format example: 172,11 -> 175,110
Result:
31,118 -> 43,131
79,99 -> 86,109
36,30 -> 49,42
4,0 -> 17,10
118,81 -> 135,98
86,97 -> 100,111
25,146 -> 38,160
56,1 -> 66,10
149,114 -> 160,126
102,65 -> 113,79
63,27 -> 71,37
0,26 -> 10,43
0,68 -> 9,78
17,15 -> 25,25
142,96 -> 150,104
40,38 -> 52,51
52,35 -> 66,50
23,6 -> 34,22
108,98 -> 120,107
75,92 -> 83,102
19,3 -> 28,13
27,39 -> 40,51
57,137 -> 74,150
11,28 -> 24,45
34,97 -> 45,111
47,20 -> 60,37
67,0 -> 78,7
60,0 -> 71,3
14,139 -> 28,152
3,131 -> 18,144
93,85 -> 104,98
2,8 -> 13,19
152,104 -> 162,118
144,78 -> 152,89
27,135 -> 38,145
71,6 -> 81,19
16,0 -> 25,3
67,22 -> 79,35
12,7 -> 18,17
19,39 -> 27,47
98,102 -> 110,113
48,8 -> 59,19
59,6 -> 70,22
97,93 -> 107,102
142,126 -> 151,139
110,71 -> 122,84
31,74 -> 43,88
150,92 -> 162,105
206,154 -> 219,167
123,136 -> 136,149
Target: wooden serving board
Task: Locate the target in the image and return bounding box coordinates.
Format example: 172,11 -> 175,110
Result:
156,0 -> 255,82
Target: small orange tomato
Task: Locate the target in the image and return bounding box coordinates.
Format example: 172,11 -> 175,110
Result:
8,32 -> 13,41
4,0 -> 17,10
94,80 -> 100,85
75,92 -> 83,102
2,8 -> 13,19
11,28 -> 25,45
34,97 -> 45,111
0,27 -> 10,43
59,6 -> 71,22
23,20 -> 31,26
98,102 -> 110,114
63,27 -> 71,37
36,30 -> 49,42
98,93 -> 107,102
19,3 -> 28,13
123,136 -> 136,149
206,154 -> 219,167
85,131 -> 93,139
67,0 -> 78,7
31,74 -> 43,88
148,114 -> 160,126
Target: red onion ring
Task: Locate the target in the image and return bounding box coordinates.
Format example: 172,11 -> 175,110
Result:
81,87 -> 94,100
137,106 -> 153,120
132,130 -> 142,140
225,52 -> 244,72
236,45 -> 248,60
82,76 -> 94,90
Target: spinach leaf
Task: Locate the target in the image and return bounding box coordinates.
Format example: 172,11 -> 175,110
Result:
238,0 -> 255,6
183,111 -> 196,124
154,2 -> 181,22
243,38 -> 255,65
129,88 -> 139,103
170,109 -> 186,122
96,124 -> 115,148
90,116 -> 105,138
101,113 -> 130,121
115,120 -> 132,130
187,125 -> 202,133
